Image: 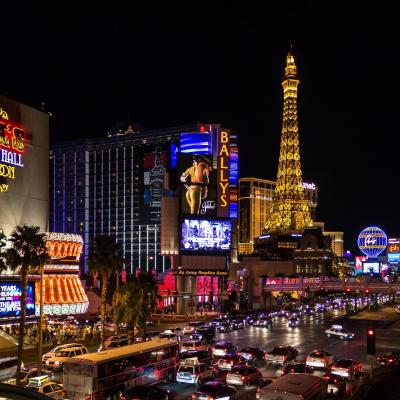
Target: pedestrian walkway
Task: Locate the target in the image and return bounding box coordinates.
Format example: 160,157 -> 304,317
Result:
348,305 -> 399,321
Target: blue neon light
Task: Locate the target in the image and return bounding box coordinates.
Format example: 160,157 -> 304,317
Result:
170,143 -> 178,168
357,226 -> 388,258
179,132 -> 212,155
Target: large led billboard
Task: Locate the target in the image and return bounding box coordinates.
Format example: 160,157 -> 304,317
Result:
181,218 -> 231,253
0,282 -> 35,319
178,154 -> 217,217
362,261 -> 380,274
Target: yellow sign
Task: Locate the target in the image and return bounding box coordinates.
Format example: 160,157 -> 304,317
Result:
0,163 -> 15,179
217,130 -> 230,216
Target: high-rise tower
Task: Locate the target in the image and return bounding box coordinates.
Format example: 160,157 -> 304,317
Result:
265,50 -> 313,234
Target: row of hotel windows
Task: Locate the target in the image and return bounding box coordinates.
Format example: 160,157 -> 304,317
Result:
296,265 -> 324,274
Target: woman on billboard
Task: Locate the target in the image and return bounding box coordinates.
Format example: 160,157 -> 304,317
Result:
180,155 -> 211,214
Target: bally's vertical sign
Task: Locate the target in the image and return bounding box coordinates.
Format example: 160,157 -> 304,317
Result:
0,107 -> 25,193
217,130 -> 230,217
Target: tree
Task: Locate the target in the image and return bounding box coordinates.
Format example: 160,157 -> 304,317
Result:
88,235 -> 124,342
113,280 -> 140,344
136,272 -> 159,341
4,225 -> 48,385
0,229 -> 7,273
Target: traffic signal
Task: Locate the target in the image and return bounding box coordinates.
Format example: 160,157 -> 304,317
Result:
367,327 -> 376,355
365,288 -> 370,296
345,288 -> 351,294
304,286 -> 310,293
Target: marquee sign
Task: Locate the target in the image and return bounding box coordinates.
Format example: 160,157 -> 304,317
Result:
0,107 -> 25,193
217,130 -> 230,217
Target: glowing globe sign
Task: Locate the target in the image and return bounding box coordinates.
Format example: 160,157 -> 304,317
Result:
357,226 -> 388,258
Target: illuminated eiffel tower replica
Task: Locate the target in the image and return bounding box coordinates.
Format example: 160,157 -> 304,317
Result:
256,49 -> 313,259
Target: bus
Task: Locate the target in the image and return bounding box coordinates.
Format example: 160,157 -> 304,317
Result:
63,339 -> 178,400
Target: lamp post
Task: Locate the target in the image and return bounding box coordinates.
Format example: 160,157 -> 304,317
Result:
37,263 -> 44,375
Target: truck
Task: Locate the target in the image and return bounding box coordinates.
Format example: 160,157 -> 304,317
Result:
259,373 -> 326,400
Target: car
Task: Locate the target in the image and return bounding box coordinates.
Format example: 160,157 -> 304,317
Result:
98,334 -> 128,351
180,340 -> 209,353
212,342 -> 238,357
238,347 -> 265,364
396,305 -> 400,314
26,379 -> 63,398
215,322 -> 233,333
192,381 -> 237,400
179,350 -> 213,366
42,343 -> 85,362
254,316 -> 272,328
325,324 -> 355,340
196,326 -> 216,344
277,362 -> 314,377
255,378 -> 273,400
119,384 -> 170,400
306,350 -> 335,369
159,329 -> 181,340
265,345 -> 298,365
229,319 -> 245,330
45,346 -> 88,370
376,352 -> 400,367
176,359 -> 215,385
304,307 -> 315,316
183,321 -> 205,335
330,358 -> 362,380
288,316 -> 301,327
217,355 -> 248,371
322,373 -> 346,398
226,365 -> 262,387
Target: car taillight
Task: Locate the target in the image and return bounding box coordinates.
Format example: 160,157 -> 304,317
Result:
119,396 -> 127,400
85,395 -> 92,400
389,359 -> 394,363
241,376 -> 245,380
322,357 -> 326,362
230,360 -> 234,364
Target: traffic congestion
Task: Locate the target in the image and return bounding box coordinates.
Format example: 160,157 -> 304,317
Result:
3,292 -> 399,400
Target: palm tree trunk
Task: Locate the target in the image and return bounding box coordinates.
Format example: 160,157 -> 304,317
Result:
114,271 -> 120,334
100,272 -> 108,343
16,267 -> 28,386
128,323 -> 135,344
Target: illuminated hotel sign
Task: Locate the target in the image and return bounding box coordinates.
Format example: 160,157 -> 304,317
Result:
0,107 -> 25,193
217,130 -> 230,217
303,182 -> 316,190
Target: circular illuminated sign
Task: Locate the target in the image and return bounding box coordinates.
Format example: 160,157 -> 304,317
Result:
357,226 -> 387,258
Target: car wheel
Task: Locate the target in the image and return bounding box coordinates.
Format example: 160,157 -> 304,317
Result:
340,336 -> 344,340
327,334 -> 331,337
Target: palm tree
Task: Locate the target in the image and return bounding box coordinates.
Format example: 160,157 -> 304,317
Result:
4,225 -> 48,385
136,272 -> 159,341
0,229 -> 7,273
88,235 -> 124,342
113,280 -> 140,344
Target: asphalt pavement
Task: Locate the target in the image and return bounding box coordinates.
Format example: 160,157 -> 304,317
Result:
155,304 -> 400,400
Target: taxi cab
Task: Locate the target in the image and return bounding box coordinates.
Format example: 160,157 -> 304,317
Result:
176,358 -> 215,385
26,375 -> 63,397
180,340 -> 209,353
325,325 -> 355,340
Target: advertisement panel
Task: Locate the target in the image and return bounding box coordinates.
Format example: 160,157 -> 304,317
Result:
0,282 -> 35,319
362,261 -> 380,274
143,149 -> 170,224
217,130 -> 230,217
355,256 -> 367,273
178,154 -> 216,217
180,218 -> 231,253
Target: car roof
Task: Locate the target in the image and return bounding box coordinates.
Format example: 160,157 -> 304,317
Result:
335,359 -> 354,366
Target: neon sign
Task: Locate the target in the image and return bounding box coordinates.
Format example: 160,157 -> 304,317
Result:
303,182 -> 316,190
357,226 -> 388,258
217,130 -> 230,217
0,107 -> 25,193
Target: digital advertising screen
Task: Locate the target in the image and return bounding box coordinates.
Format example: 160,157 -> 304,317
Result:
178,154 -> 217,217
388,253 -> 400,263
362,261 -> 380,274
180,218 -> 231,253
0,282 -> 35,319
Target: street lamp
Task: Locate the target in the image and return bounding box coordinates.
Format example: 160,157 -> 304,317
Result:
37,263 -> 44,375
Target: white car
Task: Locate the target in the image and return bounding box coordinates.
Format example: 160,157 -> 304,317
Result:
325,325 -> 354,340
176,359 -> 215,385
306,350 -> 334,368
42,342 -> 85,362
45,346 -> 88,370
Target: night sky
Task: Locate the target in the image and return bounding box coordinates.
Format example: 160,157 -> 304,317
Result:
1,4 -> 398,254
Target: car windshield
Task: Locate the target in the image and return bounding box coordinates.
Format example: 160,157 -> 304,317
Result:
340,329 -> 350,333
179,366 -> 195,373
231,367 -> 246,374
215,343 -> 230,349
336,359 -> 353,367
310,352 -> 329,358
272,347 -> 288,355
